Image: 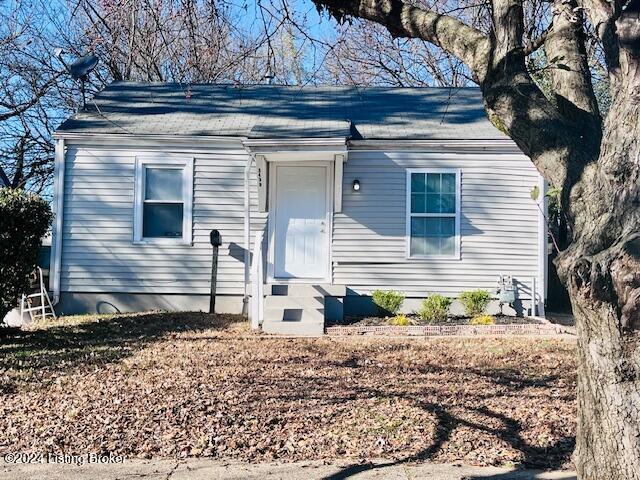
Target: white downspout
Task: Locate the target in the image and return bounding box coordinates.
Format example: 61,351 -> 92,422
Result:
243,156 -> 254,314
538,175 -> 549,317
51,137 -> 66,305
536,175 -> 548,318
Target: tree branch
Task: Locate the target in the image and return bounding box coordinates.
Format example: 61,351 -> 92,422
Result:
524,24 -> 552,55
578,0 -> 620,72
544,0 -> 601,129
615,0 -> 640,95
490,0 -> 524,62
480,0 -> 592,189
312,0 -> 491,79
313,0 -> 599,192
0,93 -> 44,122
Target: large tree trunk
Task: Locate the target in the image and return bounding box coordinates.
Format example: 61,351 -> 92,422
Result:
561,83 -> 640,479
479,6 -> 640,473
311,0 -> 639,476
572,299 -> 640,479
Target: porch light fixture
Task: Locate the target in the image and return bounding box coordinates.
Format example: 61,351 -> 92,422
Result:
352,179 -> 361,191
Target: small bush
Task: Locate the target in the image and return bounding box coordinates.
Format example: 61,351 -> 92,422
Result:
372,289 -> 405,316
469,315 -> 496,325
0,188 -> 52,320
459,289 -> 492,317
389,314 -> 414,326
418,294 -> 452,323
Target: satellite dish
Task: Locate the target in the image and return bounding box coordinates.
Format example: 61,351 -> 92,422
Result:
56,52 -> 99,109
68,55 -> 99,81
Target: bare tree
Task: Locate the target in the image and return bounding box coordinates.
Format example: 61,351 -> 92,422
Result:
309,0 -> 640,478
68,0 -> 285,85
323,20 -> 471,86
0,1 -> 69,195
0,0 -> 294,193
7,0 -> 481,192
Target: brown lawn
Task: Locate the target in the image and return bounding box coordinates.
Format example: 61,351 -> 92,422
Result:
0,312 -> 576,469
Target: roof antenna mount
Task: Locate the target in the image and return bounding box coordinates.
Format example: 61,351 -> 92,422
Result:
263,50 -> 275,85
263,68 -> 275,85
56,49 -> 99,109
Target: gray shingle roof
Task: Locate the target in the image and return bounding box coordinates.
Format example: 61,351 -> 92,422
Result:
57,82 -> 505,140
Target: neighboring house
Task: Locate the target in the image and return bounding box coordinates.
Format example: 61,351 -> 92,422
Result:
51,82 -> 547,334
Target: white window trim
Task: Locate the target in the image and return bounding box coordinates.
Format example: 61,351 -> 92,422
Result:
405,168 -> 461,260
134,156 -> 194,245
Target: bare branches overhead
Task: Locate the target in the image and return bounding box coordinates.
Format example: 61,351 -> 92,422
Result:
313,0 -> 491,76
0,1 -> 68,194
0,0 -> 622,194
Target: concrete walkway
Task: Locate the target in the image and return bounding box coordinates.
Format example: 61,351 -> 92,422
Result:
1,458 -> 577,480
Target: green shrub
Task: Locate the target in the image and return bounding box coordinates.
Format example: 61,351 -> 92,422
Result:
459,289 -> 492,317
418,294 -> 452,323
469,315 -> 496,325
371,289 -> 405,316
0,188 -> 52,320
389,314 -> 414,326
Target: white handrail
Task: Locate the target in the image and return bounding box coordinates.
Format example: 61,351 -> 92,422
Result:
250,230 -> 264,329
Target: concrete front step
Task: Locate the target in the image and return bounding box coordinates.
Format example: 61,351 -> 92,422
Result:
262,319 -> 324,336
264,295 -> 324,310
265,283 -> 346,297
260,283 -> 343,336
263,306 -> 324,323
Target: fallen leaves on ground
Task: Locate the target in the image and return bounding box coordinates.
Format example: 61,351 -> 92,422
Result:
0,312 -> 576,469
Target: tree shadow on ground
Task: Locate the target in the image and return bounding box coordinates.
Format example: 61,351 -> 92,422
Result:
320,397 -> 574,480
0,312 -> 242,393
465,472 -> 577,480
268,345 -> 574,478
265,353 -> 574,480
318,377 -> 574,480
319,403 -> 454,480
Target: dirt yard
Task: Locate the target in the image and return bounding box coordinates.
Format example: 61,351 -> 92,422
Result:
0,312 -> 577,469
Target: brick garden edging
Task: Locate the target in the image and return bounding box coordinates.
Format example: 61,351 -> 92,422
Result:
326,323 -> 574,336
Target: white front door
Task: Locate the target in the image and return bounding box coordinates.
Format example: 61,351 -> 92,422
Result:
273,165 -> 329,280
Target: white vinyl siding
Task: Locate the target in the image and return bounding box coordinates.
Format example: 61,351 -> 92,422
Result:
60,141 -> 265,296
59,141 -> 542,304
334,149 -> 543,299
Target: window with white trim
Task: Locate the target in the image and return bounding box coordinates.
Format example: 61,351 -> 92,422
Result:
134,157 -> 193,244
407,169 -> 460,258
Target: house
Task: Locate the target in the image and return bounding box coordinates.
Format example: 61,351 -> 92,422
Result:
51,82 -> 547,334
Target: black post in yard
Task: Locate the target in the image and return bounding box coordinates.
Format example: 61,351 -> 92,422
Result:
209,230 -> 222,314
